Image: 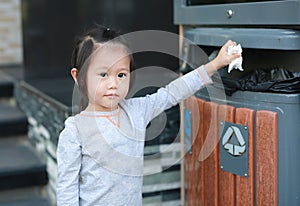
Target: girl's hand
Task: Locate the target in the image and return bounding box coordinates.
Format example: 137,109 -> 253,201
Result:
203,40 -> 241,77
214,40 -> 241,68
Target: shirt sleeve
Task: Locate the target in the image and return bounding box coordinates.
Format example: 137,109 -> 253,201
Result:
56,117 -> 81,205
128,65 -> 212,126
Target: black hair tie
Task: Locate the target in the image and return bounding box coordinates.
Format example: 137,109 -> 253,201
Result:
103,27 -> 111,38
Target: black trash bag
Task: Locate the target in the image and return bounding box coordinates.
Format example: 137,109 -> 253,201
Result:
220,68 -> 300,96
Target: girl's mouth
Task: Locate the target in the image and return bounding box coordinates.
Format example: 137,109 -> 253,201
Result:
105,94 -> 118,98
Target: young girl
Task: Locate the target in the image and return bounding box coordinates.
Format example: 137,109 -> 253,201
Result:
56,25 -> 240,205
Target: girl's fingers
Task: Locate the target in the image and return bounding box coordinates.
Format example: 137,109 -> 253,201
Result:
221,40 -> 235,54
226,40 -> 235,46
230,53 -> 242,61
214,40 -> 242,68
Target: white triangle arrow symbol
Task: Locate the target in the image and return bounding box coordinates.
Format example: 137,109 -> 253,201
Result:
222,125 -> 246,156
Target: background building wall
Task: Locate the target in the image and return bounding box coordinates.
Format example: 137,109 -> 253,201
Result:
0,0 -> 22,66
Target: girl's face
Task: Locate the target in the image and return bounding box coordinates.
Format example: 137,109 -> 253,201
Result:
85,43 -> 131,112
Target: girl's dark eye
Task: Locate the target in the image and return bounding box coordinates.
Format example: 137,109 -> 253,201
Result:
99,72 -> 108,77
118,73 -> 127,78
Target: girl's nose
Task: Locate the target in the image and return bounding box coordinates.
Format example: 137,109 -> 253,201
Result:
107,76 -> 118,88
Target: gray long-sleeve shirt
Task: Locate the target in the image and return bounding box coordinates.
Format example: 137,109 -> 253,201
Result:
56,66 -> 212,206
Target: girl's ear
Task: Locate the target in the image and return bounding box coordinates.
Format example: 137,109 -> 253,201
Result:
71,68 -> 79,85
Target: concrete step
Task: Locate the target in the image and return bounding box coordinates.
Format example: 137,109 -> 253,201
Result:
0,136 -> 48,190
0,197 -> 51,206
0,75 -> 14,98
0,103 -> 27,137
0,186 -> 51,206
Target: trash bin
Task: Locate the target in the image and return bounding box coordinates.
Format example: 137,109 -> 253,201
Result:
174,5 -> 300,202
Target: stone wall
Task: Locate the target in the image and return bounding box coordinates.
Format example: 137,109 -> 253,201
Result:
15,82 -> 70,205
0,0 -> 22,65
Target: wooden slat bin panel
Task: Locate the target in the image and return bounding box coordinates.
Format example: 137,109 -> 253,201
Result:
196,99 -> 205,206
203,102 -> 219,206
235,108 -> 255,206
218,105 -> 235,206
256,111 -> 278,206
184,100 -> 279,206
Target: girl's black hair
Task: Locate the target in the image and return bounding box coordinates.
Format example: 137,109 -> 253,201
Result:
71,25 -> 134,111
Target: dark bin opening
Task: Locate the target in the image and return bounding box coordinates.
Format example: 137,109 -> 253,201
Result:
219,68 -> 300,96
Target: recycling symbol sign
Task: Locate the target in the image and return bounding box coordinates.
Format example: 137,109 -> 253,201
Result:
220,121 -> 248,177
222,125 -> 246,156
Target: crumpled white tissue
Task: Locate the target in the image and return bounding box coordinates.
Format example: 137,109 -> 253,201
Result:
227,44 -> 243,73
